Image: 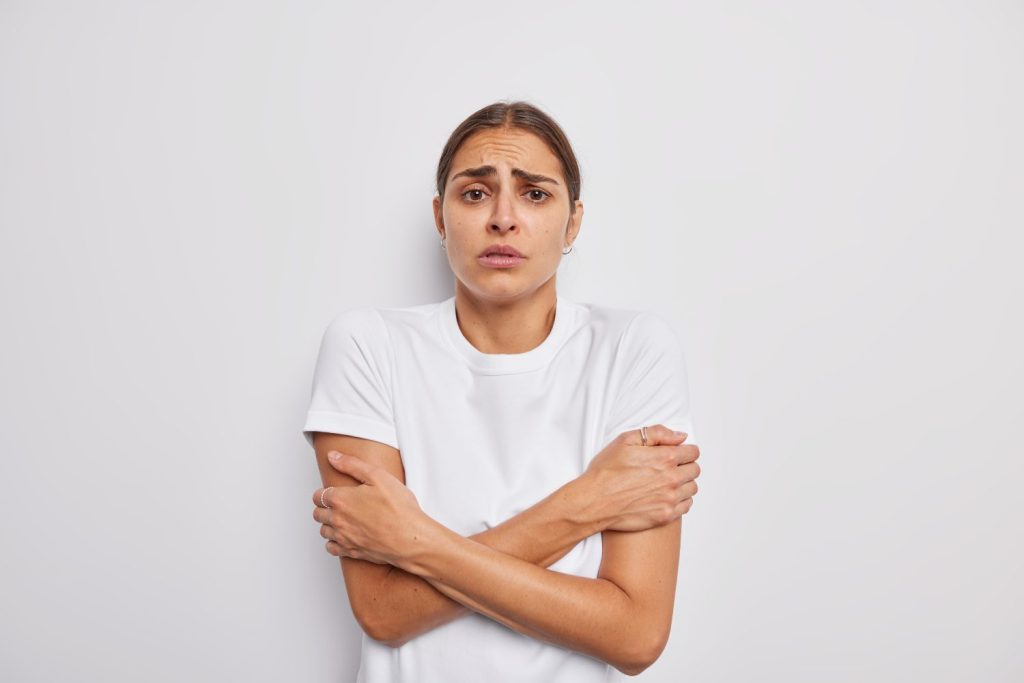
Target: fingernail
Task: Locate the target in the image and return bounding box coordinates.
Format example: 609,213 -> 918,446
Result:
673,431 -> 686,436
328,451 -> 340,461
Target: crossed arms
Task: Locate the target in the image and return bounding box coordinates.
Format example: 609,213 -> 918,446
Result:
311,431 -> 684,677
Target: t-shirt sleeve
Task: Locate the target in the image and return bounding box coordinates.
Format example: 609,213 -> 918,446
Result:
601,311 -> 698,447
301,308 -> 399,450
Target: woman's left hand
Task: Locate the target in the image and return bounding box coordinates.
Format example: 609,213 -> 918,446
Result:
311,451 -> 429,568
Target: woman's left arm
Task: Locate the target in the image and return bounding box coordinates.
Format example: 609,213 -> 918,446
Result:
324,449 -> 683,676
393,312 -> 693,673
401,513 -> 681,677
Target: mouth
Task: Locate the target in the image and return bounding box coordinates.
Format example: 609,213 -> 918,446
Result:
479,244 -> 525,258
478,253 -> 526,269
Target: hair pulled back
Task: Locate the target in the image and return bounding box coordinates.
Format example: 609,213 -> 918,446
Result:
435,101 -> 581,214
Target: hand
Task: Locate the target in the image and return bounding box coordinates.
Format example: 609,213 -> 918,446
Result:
312,451 -> 430,568
580,424 -> 701,532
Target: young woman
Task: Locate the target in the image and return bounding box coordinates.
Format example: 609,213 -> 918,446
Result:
304,101 -> 701,682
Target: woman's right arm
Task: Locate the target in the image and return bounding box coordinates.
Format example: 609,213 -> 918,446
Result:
311,425 -> 698,648
312,431 -> 604,647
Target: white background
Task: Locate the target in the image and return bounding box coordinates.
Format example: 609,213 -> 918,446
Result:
1,1 -> 1021,681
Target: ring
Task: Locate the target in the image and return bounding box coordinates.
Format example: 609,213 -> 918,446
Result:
319,487 -> 334,509
640,425 -> 649,446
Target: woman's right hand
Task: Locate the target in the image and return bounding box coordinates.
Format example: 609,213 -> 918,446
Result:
579,424 -> 700,532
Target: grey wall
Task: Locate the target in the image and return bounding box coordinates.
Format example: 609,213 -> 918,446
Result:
1,1 -> 1021,681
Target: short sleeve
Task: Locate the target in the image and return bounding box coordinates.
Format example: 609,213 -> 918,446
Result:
601,311 -> 697,447
301,308 -> 399,450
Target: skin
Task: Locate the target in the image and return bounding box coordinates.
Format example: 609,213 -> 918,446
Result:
308,127 -> 701,674
431,126 -> 583,354
311,426 -> 700,674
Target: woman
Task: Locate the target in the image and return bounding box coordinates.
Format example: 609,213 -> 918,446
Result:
303,101 -> 701,682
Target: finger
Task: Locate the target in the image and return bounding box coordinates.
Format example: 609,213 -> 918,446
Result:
312,506 -> 337,523
325,540 -> 359,559
624,424 -> 688,446
678,479 -> 698,499
327,451 -> 377,485
650,424 -> 688,445
650,424 -> 689,446
672,444 -> 701,466
673,497 -> 694,517
675,460 -> 700,481
312,486 -> 338,509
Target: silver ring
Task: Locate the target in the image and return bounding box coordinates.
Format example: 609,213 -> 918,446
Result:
640,425 -> 649,446
319,486 -> 334,509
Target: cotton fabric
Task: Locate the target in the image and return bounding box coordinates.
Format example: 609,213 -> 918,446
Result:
303,293 -> 697,683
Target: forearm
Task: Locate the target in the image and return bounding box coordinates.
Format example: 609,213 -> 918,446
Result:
372,475 -> 605,647
399,521 -> 646,674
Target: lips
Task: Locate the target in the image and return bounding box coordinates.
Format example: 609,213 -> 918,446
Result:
478,247 -> 526,269
479,244 -> 525,258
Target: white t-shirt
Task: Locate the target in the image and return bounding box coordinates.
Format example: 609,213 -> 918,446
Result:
303,293 -> 697,683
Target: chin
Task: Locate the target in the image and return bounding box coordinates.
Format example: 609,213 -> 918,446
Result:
467,277 -> 552,302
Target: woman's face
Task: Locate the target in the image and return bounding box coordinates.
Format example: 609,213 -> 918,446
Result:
433,128 -> 583,304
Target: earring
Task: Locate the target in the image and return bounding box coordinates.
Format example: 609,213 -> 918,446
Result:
562,245 -> 574,255
440,237 -> 446,250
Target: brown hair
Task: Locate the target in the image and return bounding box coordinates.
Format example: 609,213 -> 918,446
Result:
435,100 -> 582,214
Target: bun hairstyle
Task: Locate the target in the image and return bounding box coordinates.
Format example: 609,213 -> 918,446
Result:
435,101 -> 582,215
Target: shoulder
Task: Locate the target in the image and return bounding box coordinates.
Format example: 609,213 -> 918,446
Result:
325,306 -> 386,333
621,310 -> 683,350
319,299 -> 447,360
577,301 -> 682,352
313,308 -> 395,377
332,299 -> 445,340
320,306 -> 393,350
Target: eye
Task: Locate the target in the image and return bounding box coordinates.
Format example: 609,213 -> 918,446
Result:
461,189 -> 486,202
525,189 -> 550,203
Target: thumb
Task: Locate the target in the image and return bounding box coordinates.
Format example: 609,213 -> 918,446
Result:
635,424 -> 688,446
327,451 -> 376,484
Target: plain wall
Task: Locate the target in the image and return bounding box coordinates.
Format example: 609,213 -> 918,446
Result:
1,1 -> 1021,681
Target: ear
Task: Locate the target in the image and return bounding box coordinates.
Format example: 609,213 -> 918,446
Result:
432,195 -> 444,237
565,199 -> 584,245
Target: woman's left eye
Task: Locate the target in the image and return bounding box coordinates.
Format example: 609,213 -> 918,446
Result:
526,189 -> 550,202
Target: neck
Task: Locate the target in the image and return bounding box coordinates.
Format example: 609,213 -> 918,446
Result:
452,280 -> 558,354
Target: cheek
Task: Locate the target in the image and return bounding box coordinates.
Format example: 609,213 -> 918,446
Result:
541,223 -> 566,246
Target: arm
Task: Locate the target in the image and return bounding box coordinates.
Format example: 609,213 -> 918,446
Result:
395,513 -> 680,676
312,432 -> 606,648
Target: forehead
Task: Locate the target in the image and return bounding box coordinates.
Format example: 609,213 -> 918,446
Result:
450,129 -> 561,178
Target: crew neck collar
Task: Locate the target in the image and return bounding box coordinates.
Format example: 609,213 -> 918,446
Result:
437,294 -> 575,375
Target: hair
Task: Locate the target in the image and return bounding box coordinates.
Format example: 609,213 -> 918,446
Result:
435,100 -> 582,215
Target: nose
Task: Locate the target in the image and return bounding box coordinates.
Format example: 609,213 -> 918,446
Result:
489,188 -> 517,234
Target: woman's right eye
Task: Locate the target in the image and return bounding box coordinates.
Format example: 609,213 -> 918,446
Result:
462,189 -> 485,202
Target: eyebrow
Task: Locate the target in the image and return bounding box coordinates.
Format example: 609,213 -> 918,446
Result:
449,165 -> 561,186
